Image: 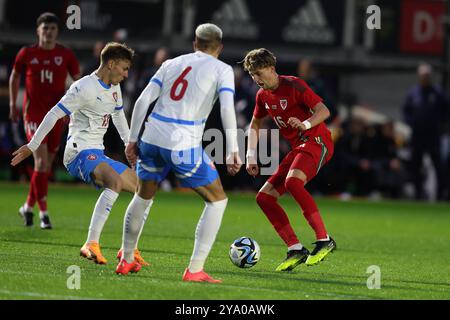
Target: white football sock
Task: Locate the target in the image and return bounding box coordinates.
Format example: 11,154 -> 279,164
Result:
188,198 -> 228,273
39,210 -> 48,219
288,243 -> 303,251
134,202 -> 151,250
86,188 -> 119,243
24,203 -> 33,212
318,235 -> 330,242
122,194 -> 153,263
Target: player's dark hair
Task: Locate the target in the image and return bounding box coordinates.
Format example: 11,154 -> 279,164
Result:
36,12 -> 60,27
100,42 -> 135,65
241,48 -> 277,73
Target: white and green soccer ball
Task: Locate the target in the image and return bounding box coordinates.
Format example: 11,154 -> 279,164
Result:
229,237 -> 260,268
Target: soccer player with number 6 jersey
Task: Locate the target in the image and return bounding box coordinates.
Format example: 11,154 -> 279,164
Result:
242,48 -> 336,271
116,23 -> 242,281
9,12 -> 80,229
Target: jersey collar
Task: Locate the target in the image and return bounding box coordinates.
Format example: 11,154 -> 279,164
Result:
92,72 -> 111,89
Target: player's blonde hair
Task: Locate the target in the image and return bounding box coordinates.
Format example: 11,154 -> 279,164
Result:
194,23 -> 223,51
241,48 -> 277,73
100,42 -> 135,65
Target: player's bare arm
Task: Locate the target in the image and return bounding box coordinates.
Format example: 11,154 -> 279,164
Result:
287,102 -> 330,131
8,69 -> 21,122
246,116 -> 265,177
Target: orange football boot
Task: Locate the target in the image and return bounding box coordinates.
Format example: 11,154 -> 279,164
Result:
182,268 -> 222,283
80,241 -> 107,264
117,249 -> 150,266
115,259 -> 142,275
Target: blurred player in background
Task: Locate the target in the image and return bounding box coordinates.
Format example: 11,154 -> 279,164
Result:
403,63 -> 447,201
116,23 -> 242,281
243,48 -> 336,271
9,12 -> 80,229
11,43 -> 148,266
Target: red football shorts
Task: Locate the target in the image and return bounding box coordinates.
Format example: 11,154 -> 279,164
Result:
24,117 -> 65,154
267,134 -> 334,195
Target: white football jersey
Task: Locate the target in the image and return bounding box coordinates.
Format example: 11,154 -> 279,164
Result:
142,50 -> 235,150
57,73 -> 125,165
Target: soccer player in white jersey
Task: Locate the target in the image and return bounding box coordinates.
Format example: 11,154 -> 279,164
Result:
115,23 -> 242,282
11,43 -> 149,266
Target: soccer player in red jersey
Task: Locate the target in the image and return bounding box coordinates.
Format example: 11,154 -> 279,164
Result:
9,12 -> 80,229
242,48 -> 336,271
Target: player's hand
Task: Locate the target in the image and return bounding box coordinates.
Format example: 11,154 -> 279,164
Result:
246,151 -> 259,177
9,103 -> 21,123
226,152 -> 242,176
11,145 -> 32,166
246,152 -> 259,177
125,142 -> 138,169
246,162 -> 259,177
288,117 -> 307,131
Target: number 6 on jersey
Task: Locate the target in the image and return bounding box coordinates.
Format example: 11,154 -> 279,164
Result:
170,66 -> 192,101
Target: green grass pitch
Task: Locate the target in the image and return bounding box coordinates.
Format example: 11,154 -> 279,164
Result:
0,182 -> 449,300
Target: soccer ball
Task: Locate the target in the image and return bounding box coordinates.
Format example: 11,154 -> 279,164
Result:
229,237 -> 260,268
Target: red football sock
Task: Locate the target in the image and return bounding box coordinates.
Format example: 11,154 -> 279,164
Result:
285,177 -> 328,240
255,192 -> 299,247
34,171 -> 48,212
26,174 -> 37,208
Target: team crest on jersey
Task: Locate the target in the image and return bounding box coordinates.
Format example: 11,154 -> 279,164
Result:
54,56 -> 63,66
113,92 -> 118,102
280,99 -> 288,110
87,154 -> 97,161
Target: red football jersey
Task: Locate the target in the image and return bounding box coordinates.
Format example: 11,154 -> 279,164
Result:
13,44 -> 80,120
253,75 -> 331,148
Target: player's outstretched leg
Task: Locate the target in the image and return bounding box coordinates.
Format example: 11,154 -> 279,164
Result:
120,194 -> 153,265
305,237 -> 336,266
255,184 -> 307,272
117,192 -> 152,267
285,175 -> 335,266
182,199 -> 226,283
183,179 -> 227,283
117,169 -> 152,267
80,187 -> 119,264
80,163 -> 126,264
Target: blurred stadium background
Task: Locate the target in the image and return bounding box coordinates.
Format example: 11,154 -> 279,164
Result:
0,0 -> 449,202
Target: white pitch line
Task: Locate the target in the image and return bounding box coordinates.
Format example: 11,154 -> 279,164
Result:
0,289 -> 101,300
